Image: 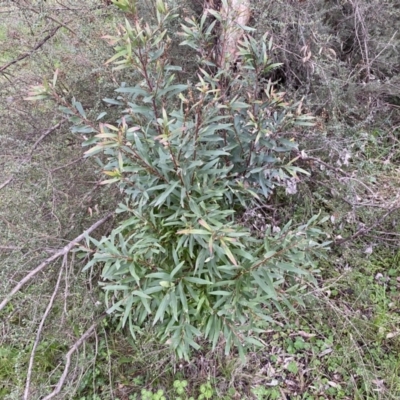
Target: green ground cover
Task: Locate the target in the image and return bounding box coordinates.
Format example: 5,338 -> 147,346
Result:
1,1 -> 400,399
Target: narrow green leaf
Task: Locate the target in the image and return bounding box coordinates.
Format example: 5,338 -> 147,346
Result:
84,144 -> 106,157
158,84 -> 188,98
177,229 -> 210,235
72,125 -> 96,134
252,271 -> 276,299
212,317 -> 220,350
152,181 -> 179,207
184,277 -> 212,285
96,111 -> 107,120
106,299 -> 125,314
224,330 -> 232,355
220,240 -> 237,266
59,106 -> 75,115
153,294 -> 170,325
140,297 -> 152,314
143,286 -> 164,295
170,291 -> 178,322
103,98 -> 124,105
146,272 -> 171,279
122,295 -> 134,327
205,316 -> 213,338
103,284 -> 130,290
209,291 -> 231,296
178,282 -> 188,313
131,290 -> 151,299
263,250 -> 277,260
74,101 -> 86,119
105,49 -> 128,64
170,261 -> 185,278
195,296 -> 206,315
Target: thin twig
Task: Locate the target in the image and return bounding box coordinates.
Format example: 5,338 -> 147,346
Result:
335,206 -> 400,245
0,176 -> 13,190
54,0 -> 109,12
41,15 -> 76,35
30,120 -> 66,154
365,234 -> 400,243
51,157 -> 84,172
0,213 -> 113,312
0,25 -> 63,73
301,155 -> 349,176
41,317 -> 106,400
24,256 -> 66,400
0,245 -> 21,251
12,0 -> 76,33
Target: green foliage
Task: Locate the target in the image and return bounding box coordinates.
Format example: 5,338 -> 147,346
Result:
251,386 -> 280,400
28,1 -> 328,360
10,0 -> 400,398
141,388 -> 167,400
173,379 -> 188,396
0,341 -> 65,397
126,379 -> 218,400
197,382 -> 214,400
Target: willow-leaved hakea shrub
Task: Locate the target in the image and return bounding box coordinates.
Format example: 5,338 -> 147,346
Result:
26,0 -> 330,359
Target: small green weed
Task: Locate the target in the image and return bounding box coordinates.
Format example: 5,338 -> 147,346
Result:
0,340 -> 66,397
125,380 -> 217,400
252,386 -> 280,400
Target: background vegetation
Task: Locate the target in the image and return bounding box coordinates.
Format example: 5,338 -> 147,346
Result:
1,0 -> 400,399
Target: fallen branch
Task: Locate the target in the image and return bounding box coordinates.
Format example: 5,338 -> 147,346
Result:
0,176 -> 13,190
24,256 -> 65,400
0,245 -> 21,251
30,119 -> 66,154
41,15 -> 76,35
41,316 -> 105,400
335,206 -> 400,245
0,24 -> 62,73
51,157 -> 84,173
0,213 -> 113,312
299,155 -> 349,177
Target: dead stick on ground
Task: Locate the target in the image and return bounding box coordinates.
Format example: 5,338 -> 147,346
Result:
335,206 -> 400,245
0,213 -> 113,312
300,155 -> 349,176
42,15 -> 76,35
41,317 -> 105,400
30,119 -> 66,154
0,176 -> 13,190
51,157 -> 84,172
0,25 -> 62,73
24,256 -> 66,400
0,246 -> 21,251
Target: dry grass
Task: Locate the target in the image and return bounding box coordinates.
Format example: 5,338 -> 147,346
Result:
1,1 -> 400,399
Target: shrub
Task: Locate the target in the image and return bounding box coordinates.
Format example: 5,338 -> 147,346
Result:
27,0 -> 329,359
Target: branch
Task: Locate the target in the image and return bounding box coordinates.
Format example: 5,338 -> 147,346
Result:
41,317 -> 106,400
30,119 -> 66,155
335,206 -> 400,245
0,25 -> 62,73
51,157 -> 84,172
0,246 -> 21,251
24,256 -> 65,400
0,213 -> 113,312
0,176 -> 13,190
299,155 -> 349,176
41,15 -> 76,35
